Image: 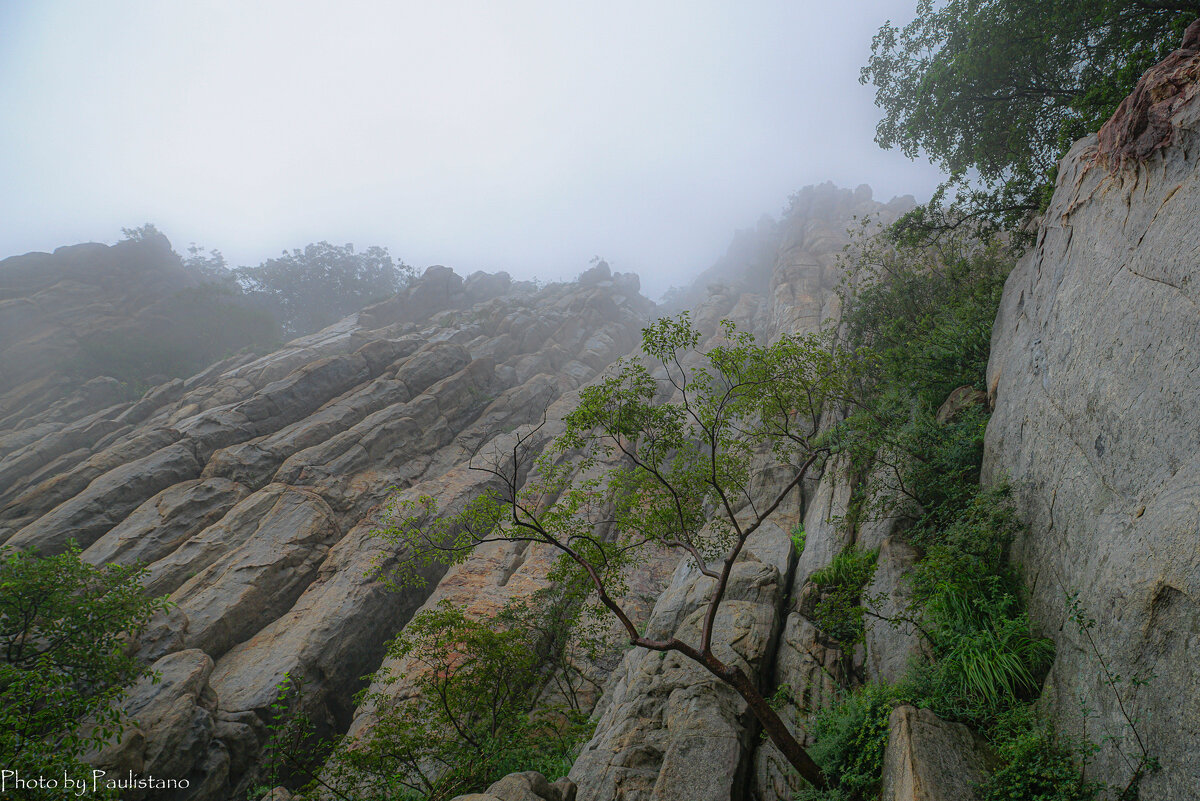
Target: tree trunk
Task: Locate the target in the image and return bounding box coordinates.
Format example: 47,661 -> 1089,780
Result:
714,659 -> 828,790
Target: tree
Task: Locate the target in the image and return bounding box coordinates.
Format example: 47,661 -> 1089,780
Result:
384,313 -> 867,791
182,243 -> 239,289
0,546 -> 168,787
119,223 -> 165,242
861,0 -> 1200,237
259,589 -> 592,801
234,242 -> 413,336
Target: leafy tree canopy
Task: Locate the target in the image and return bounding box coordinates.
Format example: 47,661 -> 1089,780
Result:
862,0 -> 1200,237
380,312 -> 874,791
0,546 -> 168,794
234,242 -> 413,336
260,589 -> 592,801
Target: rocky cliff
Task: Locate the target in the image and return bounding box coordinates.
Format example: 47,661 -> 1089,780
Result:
984,30 -> 1200,800
0,233 -> 200,430
0,257 -> 652,798
0,182 -> 922,800
9,70 -> 1200,798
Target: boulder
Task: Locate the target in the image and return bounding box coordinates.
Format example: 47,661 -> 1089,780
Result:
569,546 -> 788,801
863,537 -> 925,684
459,771 -> 576,801
880,706 -> 993,801
934,385 -> 987,424
7,441 -> 202,553
82,477 -> 250,567
90,649 -> 220,799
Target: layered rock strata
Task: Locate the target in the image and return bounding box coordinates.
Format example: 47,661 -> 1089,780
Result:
1,263 -> 652,798
2,184 -> 932,801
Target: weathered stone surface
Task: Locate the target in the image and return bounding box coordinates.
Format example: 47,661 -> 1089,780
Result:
880,706 -> 992,801
794,454 -> 854,584
3,190 -> 922,801
82,478 -> 250,567
7,441 -> 202,553
984,37 -> 1200,799
138,483 -> 328,598
464,771 -> 576,801
151,486 -> 341,659
934,385 -> 988,425
864,537 -> 924,685
1,426 -> 182,530
91,649 -> 219,800
1096,20 -> 1200,167
752,476 -> 853,801
569,542 -> 788,801
258,789 -> 294,801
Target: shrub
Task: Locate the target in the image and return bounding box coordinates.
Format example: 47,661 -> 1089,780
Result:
0,546 -> 168,792
809,545 -> 879,648
977,705 -> 1104,801
260,596 -> 592,801
795,683 -> 897,801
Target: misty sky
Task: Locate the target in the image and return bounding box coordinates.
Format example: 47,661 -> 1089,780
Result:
0,1 -> 943,298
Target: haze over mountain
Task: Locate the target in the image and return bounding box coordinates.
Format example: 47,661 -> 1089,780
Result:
0,1 -> 942,297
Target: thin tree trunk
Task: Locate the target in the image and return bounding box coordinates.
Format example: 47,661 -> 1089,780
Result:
699,653 -> 828,791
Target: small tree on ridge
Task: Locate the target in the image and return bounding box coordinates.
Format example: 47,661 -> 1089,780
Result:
382,313 -> 866,791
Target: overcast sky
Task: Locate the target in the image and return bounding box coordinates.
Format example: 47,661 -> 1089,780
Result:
0,1 -> 943,298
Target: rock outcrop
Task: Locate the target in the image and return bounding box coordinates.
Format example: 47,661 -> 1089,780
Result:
2,184 -> 931,801
878,706 -> 993,801
0,233 -> 201,427
569,521 -> 797,801
451,771 -> 577,801
7,38 -> 1198,797
559,186 -> 921,801
1,264 -> 654,798
984,28 -> 1200,800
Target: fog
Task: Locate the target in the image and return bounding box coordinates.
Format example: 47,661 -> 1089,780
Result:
0,1 -> 943,299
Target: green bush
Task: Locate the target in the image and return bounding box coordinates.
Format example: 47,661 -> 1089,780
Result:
0,546 -> 168,794
259,595 -> 592,801
809,545 -> 879,647
840,236 -> 1009,410
977,705 -> 1103,801
791,525 -> 807,558
795,683 -> 897,801
903,488 -> 1053,724
816,228 -> 1066,792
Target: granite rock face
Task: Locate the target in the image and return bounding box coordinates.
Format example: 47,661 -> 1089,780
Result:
0,265 -> 653,799
564,187 -> 919,801
569,531 -> 794,801
863,537 -> 924,685
879,706 -> 993,801
2,185 -> 935,801
0,233 -> 200,429
451,771 -> 577,801
984,33 -> 1200,800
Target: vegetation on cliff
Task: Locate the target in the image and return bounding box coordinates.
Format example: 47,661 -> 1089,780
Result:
794,224 -> 1152,799
382,312 -> 871,790
863,0 -> 1200,237
257,588 -> 591,801
0,546 -> 167,796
